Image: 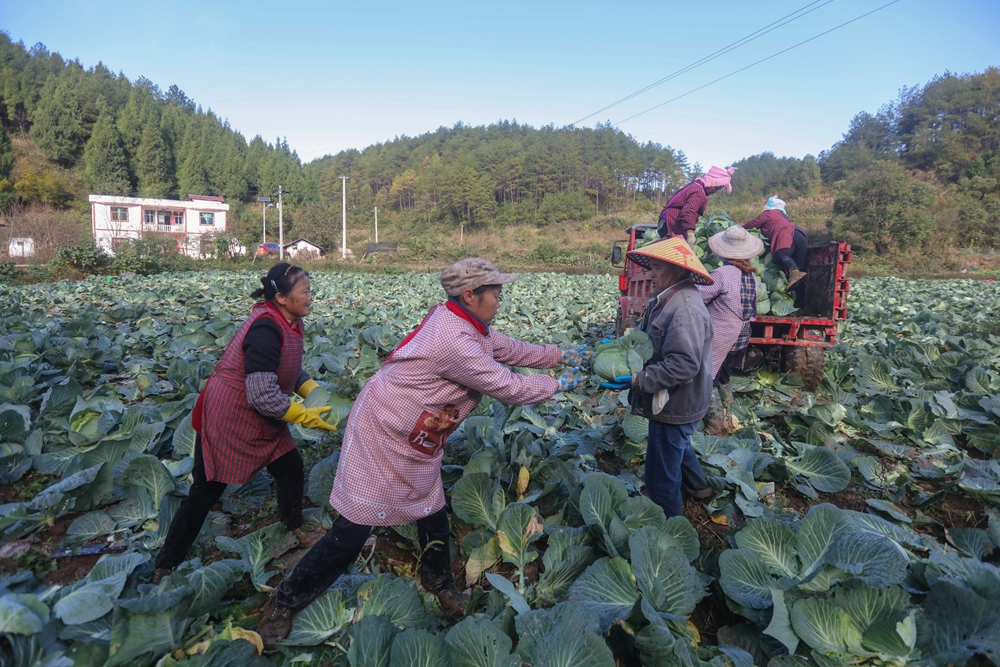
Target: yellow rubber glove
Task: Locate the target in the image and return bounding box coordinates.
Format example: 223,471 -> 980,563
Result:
280,401 -> 337,432
297,379 -> 320,398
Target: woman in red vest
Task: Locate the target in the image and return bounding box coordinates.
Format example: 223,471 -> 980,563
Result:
154,263 -> 336,577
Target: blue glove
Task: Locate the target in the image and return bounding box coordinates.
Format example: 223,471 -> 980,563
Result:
560,345 -> 593,367
599,375 -> 633,390
556,368 -> 585,392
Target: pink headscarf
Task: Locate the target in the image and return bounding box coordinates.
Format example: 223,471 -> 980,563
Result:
701,165 -> 736,193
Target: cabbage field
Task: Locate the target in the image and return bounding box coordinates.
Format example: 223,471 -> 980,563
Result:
1,270 -> 999,667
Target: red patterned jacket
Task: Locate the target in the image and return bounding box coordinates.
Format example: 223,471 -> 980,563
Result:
743,209 -> 795,253
659,180 -> 708,237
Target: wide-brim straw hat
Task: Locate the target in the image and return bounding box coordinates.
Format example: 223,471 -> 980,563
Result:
627,237 -> 714,286
708,225 -> 764,260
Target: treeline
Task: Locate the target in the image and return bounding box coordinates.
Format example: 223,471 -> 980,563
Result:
819,67 -> 1000,251
0,34 -> 310,214
305,121 -> 696,231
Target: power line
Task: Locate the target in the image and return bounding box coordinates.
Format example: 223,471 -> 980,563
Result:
571,0 -> 835,126
614,0 -> 902,125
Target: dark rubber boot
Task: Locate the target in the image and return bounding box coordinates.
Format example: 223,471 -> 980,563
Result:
257,592 -> 294,649
435,588 -> 469,618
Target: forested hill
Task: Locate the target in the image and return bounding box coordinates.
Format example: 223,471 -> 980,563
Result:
303,121 -> 696,228
0,34 -> 310,207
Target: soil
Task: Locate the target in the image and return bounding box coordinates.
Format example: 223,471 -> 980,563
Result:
934,492 -> 990,528
489,559 -> 542,588
689,583 -> 745,647
0,471 -> 57,504
41,553 -> 101,587
37,515 -> 102,587
820,488 -> 869,513
372,533 -> 418,577
684,500 -> 730,552
370,532 -> 470,591
776,481 -> 868,515
596,451 -> 623,476
910,491 -> 991,545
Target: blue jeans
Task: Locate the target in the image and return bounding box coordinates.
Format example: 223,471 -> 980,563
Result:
645,420 -> 709,518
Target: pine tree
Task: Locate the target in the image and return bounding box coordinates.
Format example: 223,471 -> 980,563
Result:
83,108 -> 130,194
29,79 -> 84,167
176,116 -> 211,196
135,121 -> 173,197
0,123 -> 14,181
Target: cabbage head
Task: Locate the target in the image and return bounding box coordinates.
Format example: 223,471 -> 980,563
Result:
594,330 -> 654,380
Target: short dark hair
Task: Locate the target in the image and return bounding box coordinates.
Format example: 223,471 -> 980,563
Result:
250,263 -> 308,301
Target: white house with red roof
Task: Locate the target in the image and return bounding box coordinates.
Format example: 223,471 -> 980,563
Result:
89,194 -> 230,258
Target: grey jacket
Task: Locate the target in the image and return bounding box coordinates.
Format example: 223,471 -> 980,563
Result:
630,281 -> 714,424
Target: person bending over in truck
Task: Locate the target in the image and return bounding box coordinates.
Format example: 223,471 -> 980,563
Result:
609,238 -> 716,517
153,263 -> 337,581
743,196 -> 809,292
255,258 -> 589,647
698,226 -> 763,434
658,165 -> 736,245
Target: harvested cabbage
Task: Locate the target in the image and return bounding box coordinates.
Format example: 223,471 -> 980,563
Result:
593,330 -> 654,380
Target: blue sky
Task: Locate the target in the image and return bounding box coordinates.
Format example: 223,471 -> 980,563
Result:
2,0 -> 998,170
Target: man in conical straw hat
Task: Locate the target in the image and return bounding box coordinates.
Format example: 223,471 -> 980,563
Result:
615,237 -> 715,516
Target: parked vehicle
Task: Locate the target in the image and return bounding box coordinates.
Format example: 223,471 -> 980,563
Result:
255,242 -> 281,257
611,224 -> 852,390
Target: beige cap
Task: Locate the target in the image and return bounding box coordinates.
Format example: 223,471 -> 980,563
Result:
440,258 -> 517,297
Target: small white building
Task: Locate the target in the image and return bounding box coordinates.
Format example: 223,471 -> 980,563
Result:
89,194 -> 230,258
283,238 -> 324,259
8,238 -> 35,258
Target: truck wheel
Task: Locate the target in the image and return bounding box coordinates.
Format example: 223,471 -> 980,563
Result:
781,346 -> 826,391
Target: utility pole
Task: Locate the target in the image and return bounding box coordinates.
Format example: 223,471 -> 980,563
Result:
374,206 -> 378,244
340,176 -> 348,259
278,185 -> 284,260
257,196 -> 271,244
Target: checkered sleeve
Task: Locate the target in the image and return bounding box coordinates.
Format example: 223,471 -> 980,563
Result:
245,371 -> 291,419
440,331 -> 558,405
698,274 -> 725,304
491,332 -> 561,369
